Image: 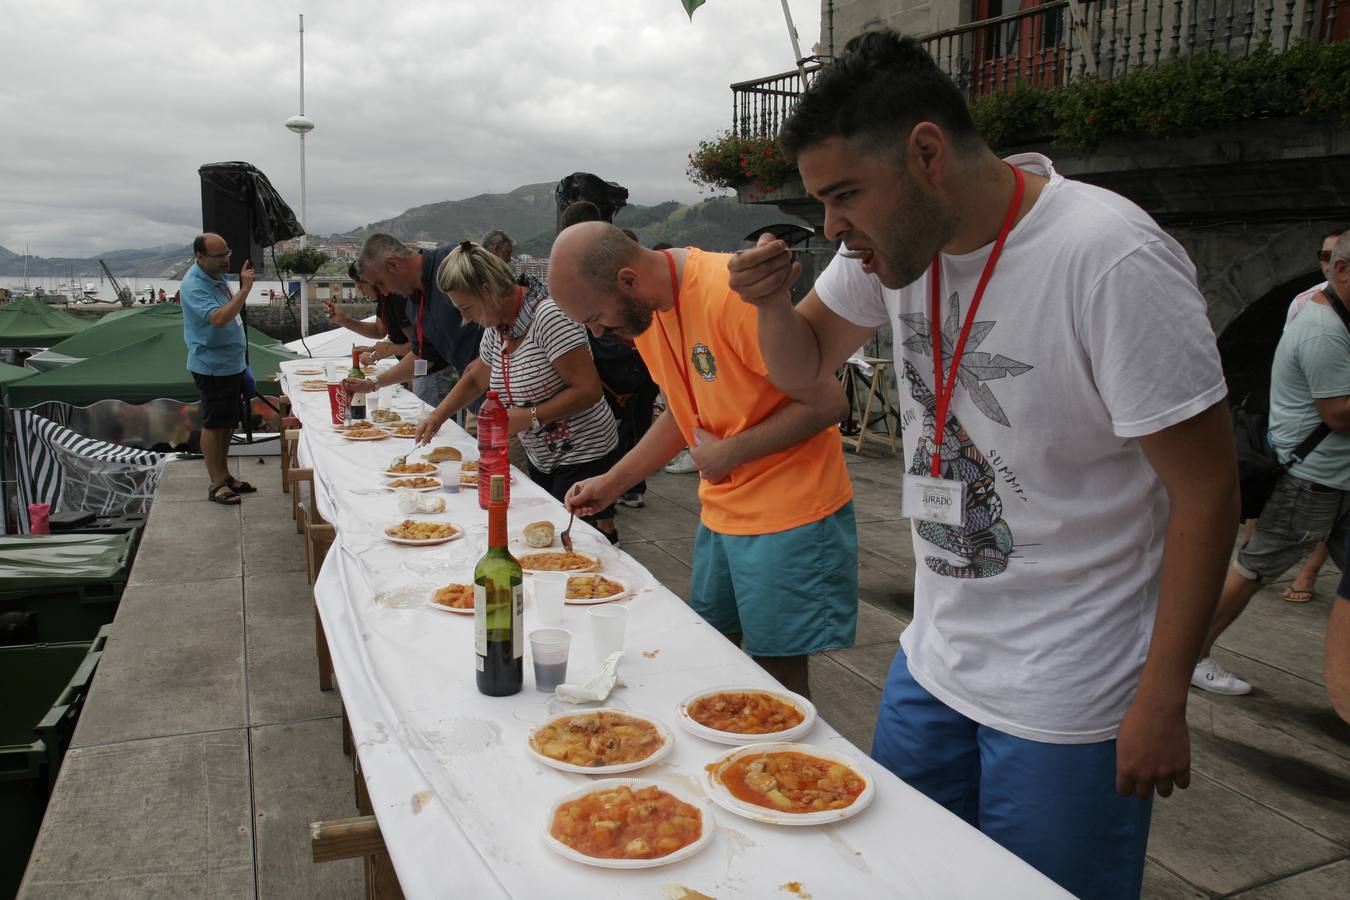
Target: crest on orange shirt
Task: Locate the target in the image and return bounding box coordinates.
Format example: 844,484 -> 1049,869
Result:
690,343 -> 717,382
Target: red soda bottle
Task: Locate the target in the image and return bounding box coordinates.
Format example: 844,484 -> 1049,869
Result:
477,390 -> 510,509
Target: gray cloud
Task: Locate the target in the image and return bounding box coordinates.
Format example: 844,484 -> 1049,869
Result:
0,0 -> 819,256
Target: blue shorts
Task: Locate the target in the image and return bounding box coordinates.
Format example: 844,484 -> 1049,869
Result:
690,501 -> 857,657
873,648 -> 1153,900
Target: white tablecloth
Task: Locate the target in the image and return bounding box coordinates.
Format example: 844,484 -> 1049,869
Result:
280,360 -> 1068,899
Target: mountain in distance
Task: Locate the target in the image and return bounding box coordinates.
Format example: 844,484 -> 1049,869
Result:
0,182 -> 809,278
0,242 -> 193,278
340,182 -> 809,258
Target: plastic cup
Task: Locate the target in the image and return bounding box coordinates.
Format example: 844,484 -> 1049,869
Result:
533,572 -> 568,627
589,606 -> 628,665
529,628 -> 572,693
326,382 -> 349,425
438,461 -> 462,493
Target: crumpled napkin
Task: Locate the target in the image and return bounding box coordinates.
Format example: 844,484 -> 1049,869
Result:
397,490 -> 445,514
555,652 -> 625,704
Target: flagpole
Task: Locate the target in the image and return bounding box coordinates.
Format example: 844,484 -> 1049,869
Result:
778,0 -> 809,83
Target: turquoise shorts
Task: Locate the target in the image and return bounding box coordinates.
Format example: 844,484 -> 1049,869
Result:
690,501 -> 858,657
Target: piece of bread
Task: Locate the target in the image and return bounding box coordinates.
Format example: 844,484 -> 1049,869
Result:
524,521 -> 555,548
424,446 -> 461,463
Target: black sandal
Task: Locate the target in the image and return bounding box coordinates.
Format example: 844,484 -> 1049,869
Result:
229,478 -> 258,494
208,481 -> 242,505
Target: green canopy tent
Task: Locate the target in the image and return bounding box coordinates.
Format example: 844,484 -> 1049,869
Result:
6,330 -> 297,408
25,304 -> 286,372
0,297 -> 91,349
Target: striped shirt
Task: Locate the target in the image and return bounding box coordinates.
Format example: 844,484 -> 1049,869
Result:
480,276 -> 618,473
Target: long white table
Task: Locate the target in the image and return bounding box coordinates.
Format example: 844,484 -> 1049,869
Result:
280,359 -> 1068,899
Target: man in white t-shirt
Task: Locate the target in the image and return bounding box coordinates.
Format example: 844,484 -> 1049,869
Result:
728,30 -> 1238,900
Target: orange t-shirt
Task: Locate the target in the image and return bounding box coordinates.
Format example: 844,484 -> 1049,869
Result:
634,249 -> 853,535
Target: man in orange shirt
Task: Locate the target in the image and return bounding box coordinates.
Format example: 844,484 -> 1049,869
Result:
552,222 -> 856,695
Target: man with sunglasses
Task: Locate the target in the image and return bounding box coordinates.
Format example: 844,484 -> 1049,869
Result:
1286,228 -> 1344,325
182,233 -> 254,505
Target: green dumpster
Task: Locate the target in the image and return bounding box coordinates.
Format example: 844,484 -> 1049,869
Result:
0,533 -> 135,643
0,626 -> 108,898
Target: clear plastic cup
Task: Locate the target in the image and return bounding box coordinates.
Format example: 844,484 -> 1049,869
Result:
438,461 -> 462,493
589,606 -> 628,665
533,572 -> 568,627
529,628 -> 572,693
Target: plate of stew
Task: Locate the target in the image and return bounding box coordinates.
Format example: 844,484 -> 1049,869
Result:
700,742 -> 874,826
675,686 -> 816,745
543,779 -> 714,868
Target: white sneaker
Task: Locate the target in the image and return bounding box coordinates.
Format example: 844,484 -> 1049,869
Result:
664,450 -> 698,474
1191,656 -> 1252,695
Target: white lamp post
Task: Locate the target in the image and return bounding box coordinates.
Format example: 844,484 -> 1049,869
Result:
284,12 -> 315,336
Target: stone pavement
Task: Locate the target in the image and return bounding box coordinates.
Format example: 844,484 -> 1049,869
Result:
622,448 -> 1349,900
21,457 -> 362,899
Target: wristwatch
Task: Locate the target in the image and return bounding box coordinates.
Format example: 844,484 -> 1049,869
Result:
529,405 -> 542,432
369,374 -> 380,389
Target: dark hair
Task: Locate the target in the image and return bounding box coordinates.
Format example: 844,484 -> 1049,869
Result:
779,29 -> 981,163
347,263 -> 366,284
559,200 -> 603,229
651,242 -> 674,251
192,235 -> 208,255
1327,227 -> 1346,241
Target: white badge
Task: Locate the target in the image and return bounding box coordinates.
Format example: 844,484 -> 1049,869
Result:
902,474 -> 965,526
413,358 -> 429,377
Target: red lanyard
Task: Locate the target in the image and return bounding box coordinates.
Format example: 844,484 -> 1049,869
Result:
414,288 -> 425,361
928,163 -> 1025,478
498,286 -> 527,407
654,250 -> 701,428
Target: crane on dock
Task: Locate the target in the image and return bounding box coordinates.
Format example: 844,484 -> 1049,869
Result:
97,260 -> 136,307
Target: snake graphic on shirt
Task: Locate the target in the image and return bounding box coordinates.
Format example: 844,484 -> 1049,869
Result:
902,360 -> 1014,579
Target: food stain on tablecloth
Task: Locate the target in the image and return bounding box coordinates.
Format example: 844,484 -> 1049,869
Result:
411,790 -> 434,814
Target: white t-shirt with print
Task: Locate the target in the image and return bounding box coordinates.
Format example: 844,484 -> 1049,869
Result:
815,153 -> 1226,743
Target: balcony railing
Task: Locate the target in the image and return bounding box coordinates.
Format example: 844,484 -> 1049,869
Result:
730,58 -> 824,138
729,0 -> 1342,135
924,0 -> 1338,98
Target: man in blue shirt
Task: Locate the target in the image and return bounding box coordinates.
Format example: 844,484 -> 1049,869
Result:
182,233 -> 254,505
344,233 -> 484,407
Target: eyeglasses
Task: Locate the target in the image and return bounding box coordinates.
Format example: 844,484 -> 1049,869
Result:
1319,251 -> 1333,262
203,249 -> 231,259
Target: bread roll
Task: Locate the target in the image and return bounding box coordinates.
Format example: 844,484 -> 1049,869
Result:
425,446 -> 461,463
524,521 -> 555,548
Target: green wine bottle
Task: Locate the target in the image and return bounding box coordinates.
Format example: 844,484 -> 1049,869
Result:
475,474 -> 522,696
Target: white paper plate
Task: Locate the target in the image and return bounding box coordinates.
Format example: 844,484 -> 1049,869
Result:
561,575 -> 627,606
427,586 -> 475,615
698,742 -> 875,827
526,709 -> 673,775
518,552 -> 601,574
379,426 -> 420,439
382,523 -> 463,546
293,367 -> 322,375
675,686 -> 817,746
382,465 -> 439,478
542,778 -> 715,869
341,430 -> 390,441
382,478 -> 443,493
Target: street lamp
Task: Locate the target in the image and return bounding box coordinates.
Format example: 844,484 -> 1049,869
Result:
284,13 -> 315,335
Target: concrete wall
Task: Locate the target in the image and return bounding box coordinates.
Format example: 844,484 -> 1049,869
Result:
821,0 -> 967,55
245,302 -> 376,344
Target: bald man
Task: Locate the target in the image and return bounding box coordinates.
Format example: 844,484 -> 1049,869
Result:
182,233 -> 255,505
549,222 -> 857,696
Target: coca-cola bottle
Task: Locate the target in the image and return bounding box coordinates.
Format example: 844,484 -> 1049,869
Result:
477,390 -> 510,509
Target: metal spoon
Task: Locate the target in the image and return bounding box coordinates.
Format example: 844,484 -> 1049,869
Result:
560,512 -> 575,553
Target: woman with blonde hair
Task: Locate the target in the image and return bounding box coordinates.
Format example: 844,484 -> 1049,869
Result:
415,241 -> 622,542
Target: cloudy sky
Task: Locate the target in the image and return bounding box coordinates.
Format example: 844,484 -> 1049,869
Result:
0,0 -> 821,257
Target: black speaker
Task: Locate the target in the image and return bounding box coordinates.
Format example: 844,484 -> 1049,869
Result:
199,162 -> 303,275
199,165 -> 264,275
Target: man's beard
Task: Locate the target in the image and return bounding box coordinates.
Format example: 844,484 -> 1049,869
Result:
873,178 -> 956,290
612,291 -> 654,339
